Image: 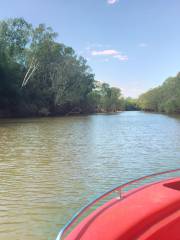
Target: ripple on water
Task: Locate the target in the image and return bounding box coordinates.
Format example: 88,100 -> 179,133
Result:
0,112 -> 180,240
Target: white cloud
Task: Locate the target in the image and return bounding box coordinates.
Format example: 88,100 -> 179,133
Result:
82,44 -> 128,63
107,0 -> 119,5
91,49 -> 128,62
92,49 -> 119,56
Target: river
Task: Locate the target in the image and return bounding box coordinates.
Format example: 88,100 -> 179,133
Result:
0,111 -> 180,240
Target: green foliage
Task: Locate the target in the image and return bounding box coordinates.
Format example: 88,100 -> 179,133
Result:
0,18 -> 124,117
0,18 -> 32,63
138,73 -> 180,114
87,81 -> 123,112
123,97 -> 139,111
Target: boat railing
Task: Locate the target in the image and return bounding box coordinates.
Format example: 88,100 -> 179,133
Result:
56,168 -> 180,240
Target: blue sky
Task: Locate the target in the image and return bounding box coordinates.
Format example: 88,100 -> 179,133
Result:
1,0 -> 180,97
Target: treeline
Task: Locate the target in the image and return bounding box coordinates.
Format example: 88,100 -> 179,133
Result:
88,82 -> 124,113
138,73 -> 180,114
0,18 -> 128,117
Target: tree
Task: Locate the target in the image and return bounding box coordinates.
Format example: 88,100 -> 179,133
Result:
0,18 -> 128,117
0,18 -> 31,62
0,18 -> 31,114
87,81 -> 123,112
124,97 -> 139,111
138,73 -> 180,114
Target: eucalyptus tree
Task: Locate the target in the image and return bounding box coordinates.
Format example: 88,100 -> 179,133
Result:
21,22 -> 94,115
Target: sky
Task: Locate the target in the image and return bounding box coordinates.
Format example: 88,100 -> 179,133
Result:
1,0 -> 180,97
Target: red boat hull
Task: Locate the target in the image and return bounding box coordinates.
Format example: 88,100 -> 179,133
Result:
65,178 -> 180,240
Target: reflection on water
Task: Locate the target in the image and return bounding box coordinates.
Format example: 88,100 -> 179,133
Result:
0,111 -> 180,240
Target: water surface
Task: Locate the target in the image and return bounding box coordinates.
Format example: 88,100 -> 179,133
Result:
0,111 -> 180,239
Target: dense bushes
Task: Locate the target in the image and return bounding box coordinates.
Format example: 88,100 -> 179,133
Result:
138,73 -> 180,114
87,82 -> 124,113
